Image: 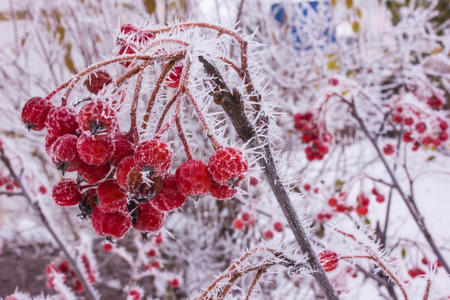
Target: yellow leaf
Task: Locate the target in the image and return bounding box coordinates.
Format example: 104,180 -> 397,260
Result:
346,0 -> 353,9
356,7 -> 362,18
314,83 -> 319,89
143,0 -> 156,15
327,58 -> 340,70
64,44 -> 76,74
342,90 -> 350,95
331,0 -> 337,6
352,21 -> 360,34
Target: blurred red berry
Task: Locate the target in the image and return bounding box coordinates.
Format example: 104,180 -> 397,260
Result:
273,221 -> 284,232
383,144 -> 394,155
233,218 -> 244,230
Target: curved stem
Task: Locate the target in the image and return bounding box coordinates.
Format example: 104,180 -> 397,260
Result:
245,268 -> 266,300
176,116 -> 192,160
129,65 -> 148,143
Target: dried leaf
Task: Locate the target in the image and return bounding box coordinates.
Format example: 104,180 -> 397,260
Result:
143,0 -> 156,15
352,21 -> 360,34
346,0 -> 353,9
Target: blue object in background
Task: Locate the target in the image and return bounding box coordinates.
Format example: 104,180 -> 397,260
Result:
271,1 -> 336,51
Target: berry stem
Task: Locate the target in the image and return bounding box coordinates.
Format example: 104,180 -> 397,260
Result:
154,91 -> 182,134
175,116 -> 193,160
0,148 -> 98,300
115,62 -> 148,87
245,268 -> 266,300
129,64 -> 149,143
141,60 -> 178,132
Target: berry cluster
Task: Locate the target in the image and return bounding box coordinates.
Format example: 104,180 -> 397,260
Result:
0,174 -> 19,192
293,112 -> 331,161
233,211 -> 256,230
390,105 -> 448,151
262,221 -> 284,240
46,257 -> 94,293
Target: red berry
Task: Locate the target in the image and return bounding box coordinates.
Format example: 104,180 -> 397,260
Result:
404,117 -> 414,126
328,78 -> 339,86
51,134 -> 82,172
175,160 -> 211,195
209,180 -> 237,200
241,212 -> 252,223
249,176 -> 259,186
45,106 -> 79,137
376,194 -> 385,203
118,45 -> 135,67
52,179 -> 81,206
85,71 -> 112,94
415,122 -> 427,134
77,134 -> 114,166
134,140 -> 172,177
151,261 -> 160,269
328,197 -> 338,207
111,133 -> 134,166
421,257 -> 429,265
45,134 -> 57,155
318,250 -> 339,272
439,131 -> 448,142
128,290 -> 141,300
303,183 -> 311,191
152,175 -> 186,211
403,131 -> 414,143
263,230 -> 274,240
97,180 -> 127,213
91,206 -> 130,238
116,155 -> 136,188
39,186 -> 47,194
208,147 -> 248,186
336,204 -> 347,213
78,100 -> 118,135
383,144 -> 394,155
273,221 -> 284,232
21,97 -> 53,130
120,23 -> 137,35
427,95 -> 443,109
103,243 -> 113,252
147,249 -> 157,257
355,205 -> 368,216
155,234 -> 163,244
408,267 -> 426,278
439,121 -> 448,131
170,278 -> 180,288
166,64 -> 183,88
78,163 -> 111,184
233,218 -> 244,230
392,114 -> 403,124
132,202 -> 165,232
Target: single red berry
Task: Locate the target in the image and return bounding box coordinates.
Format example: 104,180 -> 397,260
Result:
314,188 -> 319,194
436,260 -> 442,267
404,117 -> 414,126
356,194 -> 369,206
241,212 -> 252,223
97,180 -> 127,213
151,261 -> 160,269
77,134 -> 114,166
78,163 -> 111,184
103,243 -> 113,252
147,249 -> 157,257
128,290 -> 141,300
408,267 -> 426,278
51,134 -> 82,172
376,194 -> 385,203
371,188 -> 378,195
175,160 -> 211,195
116,155 -> 136,188
403,131 -> 414,143
249,176 -> 259,186
383,144 -> 394,155
166,64 -> 183,88
132,202 -> 165,232
120,23 -> 137,35
427,95 -> 443,109
209,180 -> 237,200
273,221 -> 284,232
118,45 -> 135,68
392,114 -> 403,124
439,121 -> 448,131
421,257 -> 429,265
21,97 -> 53,130
208,147 -> 248,186
52,179 -> 81,206
39,186 -> 47,194
85,71 -> 112,94
170,278 -> 180,288
303,183 -> 311,191
263,230 -> 274,240
328,78 -> 339,86
152,174 -> 186,211
233,218 -> 244,230
439,131 -> 448,142
318,250 -> 339,272
134,140 -> 172,177
415,122 -> 427,134
45,106 -> 79,137
328,197 -> 338,207
78,100 -> 118,135
355,205 -> 368,216
155,233 -> 163,244
111,133 -> 134,166
91,206 -> 130,238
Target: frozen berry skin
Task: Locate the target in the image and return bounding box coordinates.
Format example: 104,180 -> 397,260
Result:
132,202 -> 164,232
134,140 -> 172,177
111,133 -> 134,166
85,70 -> 112,95
166,64 -> 183,88
78,100 -> 118,136
208,147 -> 248,185
21,97 -> 53,130
209,180 -> 237,200
415,122 -> 427,134
175,160 -> 211,196
77,134 -> 114,166
152,175 -> 186,211
78,163 -> 111,184
97,180 -> 127,213
318,250 -> 339,272
45,134 -> 58,156
116,155 -> 136,188
45,106 -> 79,137
52,179 -> 81,206
51,134 -> 82,172
91,206 -> 130,238
118,45 -> 135,68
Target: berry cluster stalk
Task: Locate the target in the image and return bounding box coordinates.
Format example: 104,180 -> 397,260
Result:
199,56 -> 339,300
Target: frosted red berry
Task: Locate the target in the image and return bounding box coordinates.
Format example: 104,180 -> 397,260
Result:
78,163 -> 111,184
328,197 -> 338,207
263,230 -> 274,240
273,221 -> 284,232
209,180 -> 237,200
116,155 -> 136,188
21,97 -> 53,130
103,243 -> 113,252
303,183 -> 311,191
408,267 -> 426,278
249,177 -> 259,186
355,205 -> 368,216
52,179 -> 81,206
132,202 -> 164,232
166,64 -> 183,88
134,139 -> 172,177
233,218 -> 244,230
318,250 -> 339,272
208,147 -> 248,186
439,121 -> 448,131
415,122 -> 427,134
147,249 -> 157,257
175,160 -> 211,195
51,134 -> 82,172
45,106 -> 79,137
77,134 -> 114,166
97,180 -> 127,213
118,45 -> 136,68
91,206 -> 130,238
170,278 -> 180,288
427,95 -> 443,109
78,100 -> 118,135
85,71 -> 112,94
376,194 -> 385,203
152,175 -> 186,211
383,144 -> 394,155
111,133 -> 134,166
